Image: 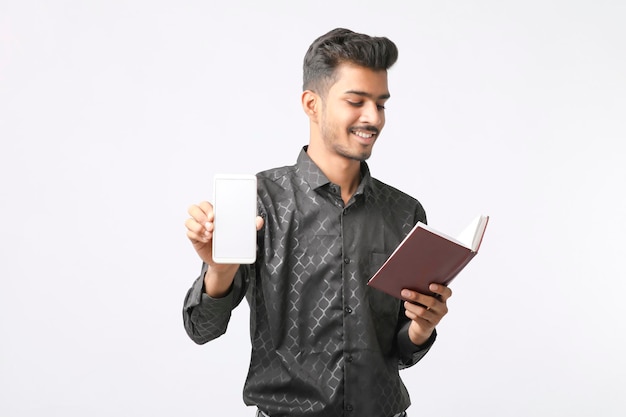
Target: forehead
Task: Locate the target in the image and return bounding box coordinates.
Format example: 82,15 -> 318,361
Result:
328,63 -> 390,98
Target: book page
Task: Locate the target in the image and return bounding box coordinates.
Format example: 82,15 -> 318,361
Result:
417,222 -> 469,249
456,215 -> 488,251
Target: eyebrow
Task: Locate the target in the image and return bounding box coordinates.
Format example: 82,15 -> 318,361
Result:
343,90 -> 391,100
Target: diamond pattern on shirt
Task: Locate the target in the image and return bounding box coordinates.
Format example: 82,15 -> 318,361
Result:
183,147 -> 435,417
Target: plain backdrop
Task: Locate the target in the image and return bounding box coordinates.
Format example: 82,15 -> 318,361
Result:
1,1 -> 625,416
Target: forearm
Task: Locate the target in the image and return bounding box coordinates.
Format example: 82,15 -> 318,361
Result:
396,319 -> 437,369
182,264 -> 249,344
204,263 -> 239,298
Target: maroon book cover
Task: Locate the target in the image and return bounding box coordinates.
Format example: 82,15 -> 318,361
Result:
367,216 -> 489,300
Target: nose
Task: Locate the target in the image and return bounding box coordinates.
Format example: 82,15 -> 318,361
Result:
359,101 -> 383,127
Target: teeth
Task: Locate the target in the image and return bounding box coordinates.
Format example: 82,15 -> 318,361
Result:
353,130 -> 375,139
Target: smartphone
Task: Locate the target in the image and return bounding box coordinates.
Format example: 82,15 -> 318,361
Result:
212,174 -> 258,264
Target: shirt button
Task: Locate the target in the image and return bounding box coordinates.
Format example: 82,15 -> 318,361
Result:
346,404 -> 354,412
346,355 -> 353,363
343,257 -> 350,264
344,306 -> 352,314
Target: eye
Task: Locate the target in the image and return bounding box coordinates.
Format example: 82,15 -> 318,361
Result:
377,104 -> 386,110
347,100 -> 364,107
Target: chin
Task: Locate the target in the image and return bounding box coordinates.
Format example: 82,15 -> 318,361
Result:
331,141 -> 374,162
342,150 -> 372,162
355,144 -> 374,161
356,151 -> 372,161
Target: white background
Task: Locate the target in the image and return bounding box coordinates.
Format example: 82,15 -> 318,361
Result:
1,1 -> 625,416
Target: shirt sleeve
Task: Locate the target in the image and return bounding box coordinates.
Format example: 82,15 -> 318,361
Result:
182,263 -> 250,344
396,319 -> 437,369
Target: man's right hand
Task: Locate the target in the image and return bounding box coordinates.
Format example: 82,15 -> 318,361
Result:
185,201 -> 264,298
186,201 -> 218,265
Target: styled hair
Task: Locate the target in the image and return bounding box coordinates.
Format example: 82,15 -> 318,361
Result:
302,28 -> 398,94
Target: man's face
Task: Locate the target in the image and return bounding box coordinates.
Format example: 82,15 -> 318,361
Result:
318,63 -> 390,162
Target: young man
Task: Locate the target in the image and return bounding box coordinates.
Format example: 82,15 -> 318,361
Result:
183,28 -> 452,417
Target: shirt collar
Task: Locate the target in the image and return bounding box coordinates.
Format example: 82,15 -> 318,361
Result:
296,146 -> 373,195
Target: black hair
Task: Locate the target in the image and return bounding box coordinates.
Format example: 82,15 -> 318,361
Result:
302,28 -> 398,94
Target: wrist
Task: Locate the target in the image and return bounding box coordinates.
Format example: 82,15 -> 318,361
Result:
409,326 -> 435,347
203,264 -> 239,298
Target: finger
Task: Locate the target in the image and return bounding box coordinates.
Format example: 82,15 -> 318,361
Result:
401,289 -> 446,316
185,201 -> 215,240
188,203 -> 216,239
185,216 -> 205,235
185,218 -> 210,243
403,299 -> 425,317
404,301 -> 438,325
186,229 -> 209,244
188,203 -> 213,224
198,201 -> 214,218
256,215 -> 264,231
405,297 -> 447,325
428,283 -> 452,302
401,289 -> 436,309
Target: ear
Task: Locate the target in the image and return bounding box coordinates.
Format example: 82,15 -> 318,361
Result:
301,90 -> 320,123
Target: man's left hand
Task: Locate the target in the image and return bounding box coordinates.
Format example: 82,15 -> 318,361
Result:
401,284 -> 452,346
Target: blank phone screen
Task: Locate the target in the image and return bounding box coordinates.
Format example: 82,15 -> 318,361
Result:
212,174 -> 257,264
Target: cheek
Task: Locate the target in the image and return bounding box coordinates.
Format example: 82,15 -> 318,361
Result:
327,112 -> 356,130
326,103 -> 361,129
344,110 -> 363,127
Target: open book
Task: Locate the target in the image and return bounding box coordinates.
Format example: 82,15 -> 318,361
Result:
367,215 -> 489,300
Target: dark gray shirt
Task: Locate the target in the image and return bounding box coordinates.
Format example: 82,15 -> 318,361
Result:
183,147 -> 436,417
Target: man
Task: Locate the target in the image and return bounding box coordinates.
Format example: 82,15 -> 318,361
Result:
183,28 -> 452,417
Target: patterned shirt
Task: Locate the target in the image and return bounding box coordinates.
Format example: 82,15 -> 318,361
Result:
183,147 -> 436,417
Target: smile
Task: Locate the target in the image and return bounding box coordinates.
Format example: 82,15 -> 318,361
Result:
350,129 -> 377,139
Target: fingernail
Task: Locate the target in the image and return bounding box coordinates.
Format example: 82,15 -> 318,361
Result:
401,290 -> 411,298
